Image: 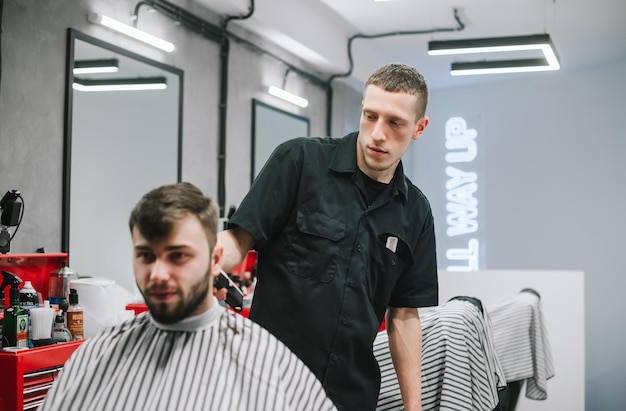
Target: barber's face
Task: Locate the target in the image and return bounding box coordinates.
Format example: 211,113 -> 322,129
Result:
132,214 -> 223,324
358,85 -> 428,183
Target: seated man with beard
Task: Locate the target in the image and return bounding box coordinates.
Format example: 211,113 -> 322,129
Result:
41,182 -> 336,411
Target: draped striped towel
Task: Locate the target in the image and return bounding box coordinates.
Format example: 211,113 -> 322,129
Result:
375,299 -> 506,411
487,291 -> 555,400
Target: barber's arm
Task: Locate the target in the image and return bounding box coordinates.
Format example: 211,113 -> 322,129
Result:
217,226 -> 255,272
386,306 -> 423,411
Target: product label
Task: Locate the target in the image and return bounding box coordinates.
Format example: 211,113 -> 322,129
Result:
67,311 -> 84,340
19,292 -> 38,307
16,313 -> 29,348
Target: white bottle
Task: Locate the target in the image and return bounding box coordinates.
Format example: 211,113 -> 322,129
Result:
29,300 -> 56,346
18,281 -> 39,348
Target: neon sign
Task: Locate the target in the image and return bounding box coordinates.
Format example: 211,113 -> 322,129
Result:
445,117 -> 480,271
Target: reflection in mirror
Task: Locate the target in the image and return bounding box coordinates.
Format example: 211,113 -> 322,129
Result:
63,29 -> 183,293
251,99 -> 310,183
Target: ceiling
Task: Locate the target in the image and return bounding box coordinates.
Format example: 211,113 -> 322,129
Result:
195,0 -> 626,90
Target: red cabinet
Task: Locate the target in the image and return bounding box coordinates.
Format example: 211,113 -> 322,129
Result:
1,253 -> 82,411
0,341 -> 83,410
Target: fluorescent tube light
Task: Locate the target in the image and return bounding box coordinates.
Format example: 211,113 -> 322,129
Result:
450,59 -> 555,76
428,34 -> 560,75
88,13 -> 176,53
73,76 -> 167,92
268,86 -> 309,108
73,58 -> 119,75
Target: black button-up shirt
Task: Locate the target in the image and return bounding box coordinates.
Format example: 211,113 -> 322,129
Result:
229,132 -> 438,411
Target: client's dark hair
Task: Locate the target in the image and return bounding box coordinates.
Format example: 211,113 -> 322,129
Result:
128,182 -> 219,250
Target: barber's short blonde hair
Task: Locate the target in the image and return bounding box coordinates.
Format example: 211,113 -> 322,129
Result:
365,63 -> 429,119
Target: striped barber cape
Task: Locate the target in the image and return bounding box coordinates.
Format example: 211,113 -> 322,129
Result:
375,299 -> 506,411
487,290 -> 555,400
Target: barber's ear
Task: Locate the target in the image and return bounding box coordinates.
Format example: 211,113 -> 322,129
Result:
412,116 -> 429,141
211,243 -> 224,277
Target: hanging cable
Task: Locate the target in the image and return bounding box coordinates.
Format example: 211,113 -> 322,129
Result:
131,1 -> 466,207
324,8 -> 465,136
222,0 -> 255,29
327,8 -> 465,84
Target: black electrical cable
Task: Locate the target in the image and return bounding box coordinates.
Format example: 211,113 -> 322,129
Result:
222,0 -> 255,29
324,8 -> 465,136
327,8 -> 465,84
131,1 -> 465,209
134,0 -> 227,214
133,0 -> 328,216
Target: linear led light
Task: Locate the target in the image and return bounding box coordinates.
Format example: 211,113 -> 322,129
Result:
73,76 -> 167,92
268,86 -> 309,108
428,34 -> 560,75
450,58 -> 555,76
73,58 -> 119,75
87,13 -> 175,53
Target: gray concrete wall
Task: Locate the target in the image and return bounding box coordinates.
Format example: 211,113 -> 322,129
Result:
0,0 -> 340,253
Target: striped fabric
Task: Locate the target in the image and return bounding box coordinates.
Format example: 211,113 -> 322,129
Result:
39,303 -> 337,411
375,299 -> 506,411
487,291 -> 555,400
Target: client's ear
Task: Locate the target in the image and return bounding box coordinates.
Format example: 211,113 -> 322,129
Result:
211,243 -> 224,277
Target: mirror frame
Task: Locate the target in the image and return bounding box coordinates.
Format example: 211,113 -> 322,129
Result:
62,28 -> 184,253
251,99 -> 310,183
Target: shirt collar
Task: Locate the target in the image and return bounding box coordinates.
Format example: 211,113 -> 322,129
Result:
149,296 -> 225,332
329,132 -> 409,203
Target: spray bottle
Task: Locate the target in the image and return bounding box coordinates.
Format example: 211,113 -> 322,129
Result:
19,280 -> 39,348
1,270 -> 29,348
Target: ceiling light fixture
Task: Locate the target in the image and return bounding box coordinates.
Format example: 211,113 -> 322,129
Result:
73,76 -> 168,92
450,59 -> 555,76
73,58 -> 120,75
268,85 -> 309,108
428,34 -> 560,75
87,13 -> 176,53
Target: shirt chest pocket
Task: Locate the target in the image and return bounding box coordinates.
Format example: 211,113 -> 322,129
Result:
366,233 -> 415,307
285,209 -> 347,282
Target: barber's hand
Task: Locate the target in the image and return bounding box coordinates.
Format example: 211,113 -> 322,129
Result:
213,286 -> 228,302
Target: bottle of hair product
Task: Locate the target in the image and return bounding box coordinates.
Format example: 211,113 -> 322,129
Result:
52,310 -> 72,344
19,280 -> 39,348
1,271 -> 29,348
66,288 -> 84,340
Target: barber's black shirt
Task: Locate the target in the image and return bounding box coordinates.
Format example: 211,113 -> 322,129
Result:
228,132 -> 438,411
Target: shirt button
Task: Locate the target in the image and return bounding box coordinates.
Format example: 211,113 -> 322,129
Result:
348,280 -> 355,287
391,259 -> 396,266
332,355 -> 339,362
356,244 -> 363,252
341,317 -> 348,325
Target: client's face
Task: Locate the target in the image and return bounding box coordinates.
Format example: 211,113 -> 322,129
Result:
132,214 -> 221,324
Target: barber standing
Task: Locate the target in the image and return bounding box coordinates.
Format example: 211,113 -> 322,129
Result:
219,63 -> 439,411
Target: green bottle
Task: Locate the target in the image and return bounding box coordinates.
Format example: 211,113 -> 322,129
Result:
1,271 -> 29,348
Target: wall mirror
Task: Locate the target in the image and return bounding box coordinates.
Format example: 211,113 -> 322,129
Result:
62,29 -> 183,293
251,99 -> 310,183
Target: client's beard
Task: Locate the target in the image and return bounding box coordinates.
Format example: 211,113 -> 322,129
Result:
141,269 -> 211,324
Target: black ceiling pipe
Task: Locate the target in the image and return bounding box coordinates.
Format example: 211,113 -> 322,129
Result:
137,0 -> 232,216
136,0 -> 331,217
